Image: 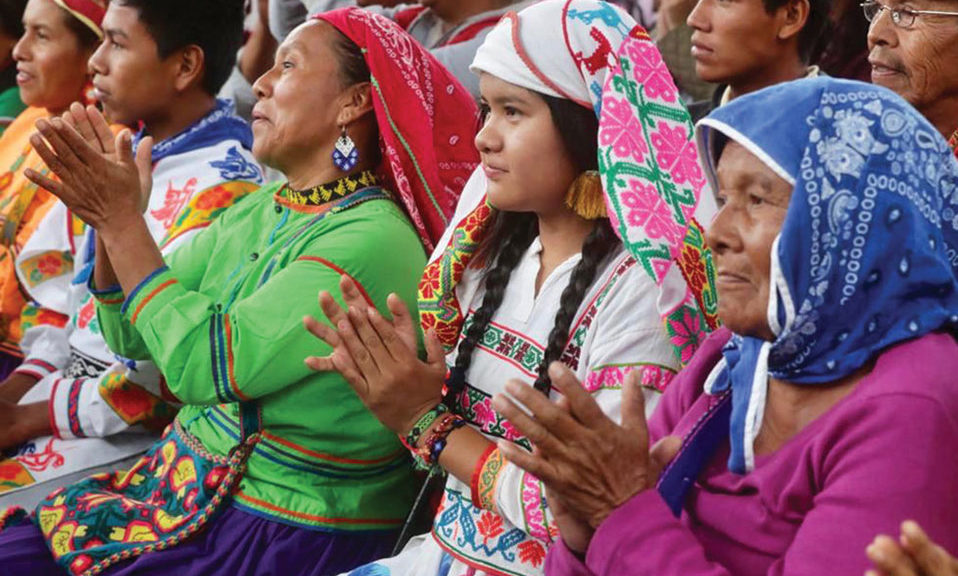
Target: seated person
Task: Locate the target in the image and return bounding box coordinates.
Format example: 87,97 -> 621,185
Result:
494,77 -> 958,575
307,2 -> 717,575
0,0 -> 27,135
685,0 -> 829,118
863,0 -> 958,156
0,0 -> 262,510
0,0 -> 100,383
0,7 -> 479,575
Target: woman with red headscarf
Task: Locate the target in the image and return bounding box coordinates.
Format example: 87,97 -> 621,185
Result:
0,8 -> 478,575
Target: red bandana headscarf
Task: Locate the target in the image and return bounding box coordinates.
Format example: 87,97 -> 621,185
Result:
314,8 -> 480,251
53,0 -> 107,38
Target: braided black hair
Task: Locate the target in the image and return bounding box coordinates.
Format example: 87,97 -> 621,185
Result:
444,93 -> 621,407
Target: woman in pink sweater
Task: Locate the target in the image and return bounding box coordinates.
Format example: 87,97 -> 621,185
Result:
493,77 -> 958,575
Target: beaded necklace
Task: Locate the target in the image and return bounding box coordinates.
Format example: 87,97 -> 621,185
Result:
282,170 -> 378,207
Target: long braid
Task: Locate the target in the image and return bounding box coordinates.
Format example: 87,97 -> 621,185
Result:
444,212 -> 537,410
532,218 -> 618,394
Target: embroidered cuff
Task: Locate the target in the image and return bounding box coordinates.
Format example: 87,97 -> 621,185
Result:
49,377 -> 90,439
471,445 -> 505,511
13,358 -> 59,381
121,266 -> 180,326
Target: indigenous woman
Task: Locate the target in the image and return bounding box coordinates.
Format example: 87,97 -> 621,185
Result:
0,0 -> 102,381
0,8 -> 478,575
306,2 -> 717,575
494,78 -> 958,575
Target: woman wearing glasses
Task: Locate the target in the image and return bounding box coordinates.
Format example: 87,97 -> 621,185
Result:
863,0 -> 958,158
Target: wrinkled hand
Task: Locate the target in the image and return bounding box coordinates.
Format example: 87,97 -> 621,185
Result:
25,104 -> 153,230
493,363 -> 680,531
304,275 -> 447,435
867,521 -> 958,576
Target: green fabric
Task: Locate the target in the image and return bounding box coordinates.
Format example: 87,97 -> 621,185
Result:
0,86 -> 25,138
95,182 -> 425,531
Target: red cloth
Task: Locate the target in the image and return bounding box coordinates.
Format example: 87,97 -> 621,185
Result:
315,8 -> 480,251
53,0 -> 106,36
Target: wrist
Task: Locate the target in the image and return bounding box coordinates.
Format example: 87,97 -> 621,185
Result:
97,211 -> 146,244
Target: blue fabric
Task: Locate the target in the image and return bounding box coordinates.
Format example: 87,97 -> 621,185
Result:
696,77 -> 958,473
133,99 -> 253,164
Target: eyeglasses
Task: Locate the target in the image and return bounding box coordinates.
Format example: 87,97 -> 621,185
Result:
861,0 -> 958,28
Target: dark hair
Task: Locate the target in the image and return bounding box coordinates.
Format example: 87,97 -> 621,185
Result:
445,94 -> 619,406
762,0 -> 831,62
0,0 -> 26,40
327,26 -> 380,166
115,0 -> 244,96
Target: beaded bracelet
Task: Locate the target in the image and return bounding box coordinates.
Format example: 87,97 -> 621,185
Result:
402,403 -> 449,450
412,413 -> 466,471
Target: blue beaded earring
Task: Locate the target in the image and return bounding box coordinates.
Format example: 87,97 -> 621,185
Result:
332,125 -> 359,172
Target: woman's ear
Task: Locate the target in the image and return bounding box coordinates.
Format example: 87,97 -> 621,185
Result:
172,45 -> 206,92
336,81 -> 374,126
777,0 -> 810,42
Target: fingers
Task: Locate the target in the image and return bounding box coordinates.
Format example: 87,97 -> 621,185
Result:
386,293 -> 418,349
648,435 -> 682,482
548,362 -> 609,427
424,328 -> 446,367
492,385 -> 566,455
115,130 -> 135,167
900,520 -> 955,574
340,275 -> 370,308
318,290 -> 348,327
366,306 -> 411,361
867,534 -> 920,576
29,130 -> 70,182
23,168 -> 63,197
347,304 -> 392,370
66,102 -> 100,151
87,105 -> 117,155
303,314 -> 343,349
620,369 -> 649,435
335,314 -> 382,380
40,117 -> 99,166
497,439 -> 556,481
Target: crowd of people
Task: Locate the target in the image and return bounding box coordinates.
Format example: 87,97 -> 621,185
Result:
0,0 -> 952,574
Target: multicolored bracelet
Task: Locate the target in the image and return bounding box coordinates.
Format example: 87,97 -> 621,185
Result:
402,403 -> 449,450
412,413 -> 466,471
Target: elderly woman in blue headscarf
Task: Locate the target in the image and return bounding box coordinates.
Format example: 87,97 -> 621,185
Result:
491,77 -> 958,575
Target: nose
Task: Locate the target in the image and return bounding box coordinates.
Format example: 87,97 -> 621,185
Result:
866,4 -> 897,49
12,34 -> 28,63
88,41 -> 107,76
704,201 -> 744,256
252,67 -> 274,100
687,0 -> 709,32
474,115 -> 501,155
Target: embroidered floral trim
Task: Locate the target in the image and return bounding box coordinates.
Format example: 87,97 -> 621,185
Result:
583,363 -> 676,393
472,446 -> 505,511
281,170 -> 378,207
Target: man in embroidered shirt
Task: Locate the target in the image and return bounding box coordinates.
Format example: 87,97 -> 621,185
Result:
0,0 -> 263,508
684,0 -> 830,120
864,0 -> 958,159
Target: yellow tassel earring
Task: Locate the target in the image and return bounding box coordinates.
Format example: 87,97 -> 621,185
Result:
564,170 -> 606,220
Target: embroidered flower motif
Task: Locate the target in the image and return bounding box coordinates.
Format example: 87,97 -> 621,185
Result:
599,96 -> 648,163
620,179 -> 682,245
625,40 -> 677,103
668,306 -> 704,365
36,254 -> 64,277
476,510 -> 505,544
194,186 -> 234,211
518,540 -> 547,567
680,243 -> 708,294
650,121 -> 704,186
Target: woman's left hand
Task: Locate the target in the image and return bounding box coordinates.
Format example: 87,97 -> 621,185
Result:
304,275 -> 448,435
24,106 -> 152,232
492,363 -> 678,530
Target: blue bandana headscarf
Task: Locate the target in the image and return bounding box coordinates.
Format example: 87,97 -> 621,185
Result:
695,77 -> 958,473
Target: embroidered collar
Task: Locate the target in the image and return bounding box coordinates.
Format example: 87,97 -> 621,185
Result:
279,170 -> 378,209
949,128 -> 958,161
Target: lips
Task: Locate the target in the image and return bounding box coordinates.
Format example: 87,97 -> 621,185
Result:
481,161 -> 507,180
868,52 -> 905,78
690,37 -> 713,58
16,68 -> 33,86
716,269 -> 750,284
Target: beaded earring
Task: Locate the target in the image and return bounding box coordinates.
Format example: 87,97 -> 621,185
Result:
332,125 -> 359,172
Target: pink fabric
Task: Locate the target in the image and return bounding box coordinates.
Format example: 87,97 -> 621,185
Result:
546,330 -> 958,575
315,8 -> 480,251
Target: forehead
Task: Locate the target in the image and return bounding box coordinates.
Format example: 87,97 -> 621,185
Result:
101,3 -> 149,38
23,0 -> 67,25
281,19 -> 336,57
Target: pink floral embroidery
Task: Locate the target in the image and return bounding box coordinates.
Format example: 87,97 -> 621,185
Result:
521,473 -> 553,544
668,305 -> 704,365
583,364 -> 676,393
650,121 -> 705,187
620,179 -> 683,245
626,41 -> 678,103
599,96 -> 648,163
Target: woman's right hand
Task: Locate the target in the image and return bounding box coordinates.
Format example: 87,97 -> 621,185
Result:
867,521 -> 958,576
304,275 -> 448,435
